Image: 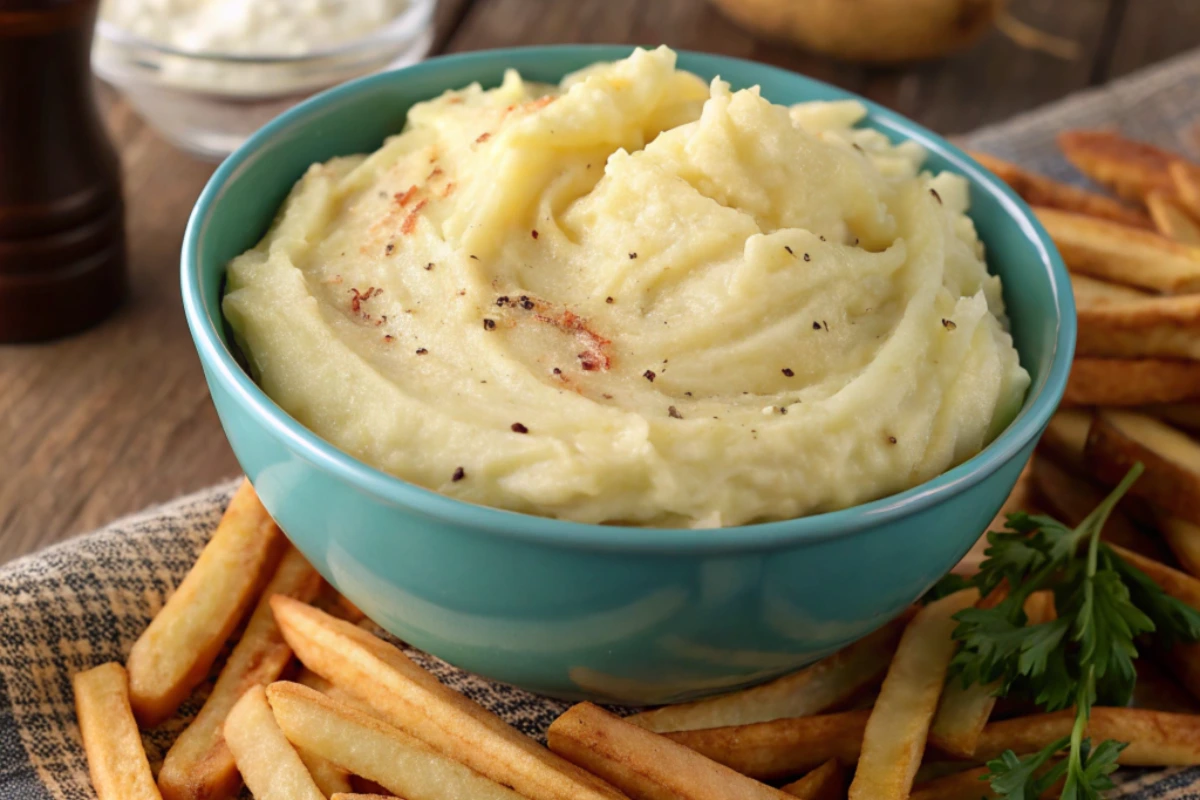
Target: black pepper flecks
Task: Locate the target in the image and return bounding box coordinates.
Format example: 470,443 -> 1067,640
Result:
813,321 -> 822,330
942,318 -> 957,330
385,243 -> 395,255
552,367 -> 562,375
425,262 -> 435,270
784,245 -> 794,255
803,253 -> 811,262
469,255 -> 479,260
531,229 -> 539,239
511,422 -> 529,434
668,406 -> 683,419
684,391 -> 693,397
519,296 -> 535,310
452,467 -> 466,481
483,318 -> 496,330
415,347 -> 428,355
887,436 -> 898,444
629,252 -> 638,259
777,406 -> 788,415
819,235 -> 827,242
782,368 -> 794,377
643,370 -> 656,382
496,296 -> 510,307
930,188 -> 942,204
605,296 -> 614,304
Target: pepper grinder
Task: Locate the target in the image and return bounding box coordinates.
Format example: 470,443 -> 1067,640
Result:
0,0 -> 126,342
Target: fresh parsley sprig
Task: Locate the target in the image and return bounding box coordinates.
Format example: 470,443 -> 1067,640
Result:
930,463 -> 1200,800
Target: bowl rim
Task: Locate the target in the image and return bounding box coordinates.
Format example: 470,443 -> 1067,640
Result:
182,44 -> 1075,553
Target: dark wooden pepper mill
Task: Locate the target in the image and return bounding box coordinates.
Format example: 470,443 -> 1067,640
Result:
0,0 -> 126,342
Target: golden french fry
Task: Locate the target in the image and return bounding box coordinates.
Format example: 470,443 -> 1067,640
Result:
1070,273 -> 1150,308
627,617 -> 904,733
976,707 -> 1200,765
971,151 -> 1151,228
300,748 -> 353,797
549,701 -> 794,800
928,591 -> 1055,758
267,682 -> 528,800
127,479 -> 285,727
224,685 -> 325,800
270,596 -> 624,800
1057,130 -> 1178,202
664,710 -> 869,779
331,795 -> 399,800
1030,455 -> 1162,557
1035,206 -> 1200,294
1076,293 -> 1200,361
159,546 -> 323,800
1160,515 -> 1200,579
1086,410 -> 1200,525
848,589 -> 978,800
1171,161 -> 1200,222
1038,409 -> 1092,471
73,663 -> 162,800
1148,190 -> 1200,246
780,759 -> 846,800
1064,358 -> 1200,407
1147,403 -> 1200,435
909,767 -> 995,800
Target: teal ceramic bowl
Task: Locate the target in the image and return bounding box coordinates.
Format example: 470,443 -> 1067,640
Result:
182,45 -> 1074,704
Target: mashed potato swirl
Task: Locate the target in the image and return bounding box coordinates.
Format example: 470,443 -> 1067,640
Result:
223,46 -> 1029,527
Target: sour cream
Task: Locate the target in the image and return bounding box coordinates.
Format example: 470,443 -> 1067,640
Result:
100,0 -> 411,56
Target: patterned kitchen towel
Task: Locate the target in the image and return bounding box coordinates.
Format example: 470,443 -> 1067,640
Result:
4,45 -> 1200,800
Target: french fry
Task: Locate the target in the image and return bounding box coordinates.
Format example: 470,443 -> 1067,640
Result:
1038,409 -> 1092,471
299,748 -> 353,797
267,681 -> 529,800
780,759 -> 846,800
158,546 -> 322,800
1076,293 -> 1200,361
909,767 -> 995,800
848,589 -> 978,800
1086,410 -> 1200,525
662,710 -> 870,780
1159,514 -> 1200,580
330,795 -> 399,800
627,617 -> 905,732
1035,206 -> 1200,294
1148,403 -> 1200,435
975,707 -> 1200,765
1171,161 -> 1200,222
127,479 -> 285,727
270,596 -> 625,800
73,662 -> 162,800
1057,130 -> 1178,202
971,151 -> 1151,228
548,701 -> 795,800
1148,190 -> 1200,246
1030,455 -> 1162,557
928,591 -> 1055,758
1070,273 -> 1149,308
1064,358 -> 1200,407
224,685 -> 325,800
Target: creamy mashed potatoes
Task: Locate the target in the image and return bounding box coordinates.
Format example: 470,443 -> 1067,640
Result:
223,46 -> 1029,527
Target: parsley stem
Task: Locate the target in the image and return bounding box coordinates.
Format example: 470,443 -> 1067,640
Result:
1073,462 -> 1144,553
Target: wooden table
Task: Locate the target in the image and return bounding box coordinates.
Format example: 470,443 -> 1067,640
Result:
1,0 -> 1197,564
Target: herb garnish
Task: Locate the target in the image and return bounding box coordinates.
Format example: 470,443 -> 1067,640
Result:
931,464 -> 1200,799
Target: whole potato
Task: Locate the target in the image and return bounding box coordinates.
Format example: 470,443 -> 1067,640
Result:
710,0 -> 1006,63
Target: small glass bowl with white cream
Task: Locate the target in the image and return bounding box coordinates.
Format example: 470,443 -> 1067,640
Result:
93,0 -> 435,161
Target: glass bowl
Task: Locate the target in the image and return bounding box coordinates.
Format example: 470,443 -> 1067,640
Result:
91,0 -> 435,161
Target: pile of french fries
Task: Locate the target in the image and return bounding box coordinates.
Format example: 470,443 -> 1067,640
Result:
70,134 -> 1200,800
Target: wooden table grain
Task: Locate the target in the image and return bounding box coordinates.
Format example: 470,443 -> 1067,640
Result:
0,0 -> 1196,564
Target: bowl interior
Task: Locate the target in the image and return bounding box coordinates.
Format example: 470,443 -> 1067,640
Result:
185,45 -> 1073,545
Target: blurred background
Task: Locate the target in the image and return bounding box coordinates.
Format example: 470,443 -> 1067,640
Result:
2,0 -> 1198,562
